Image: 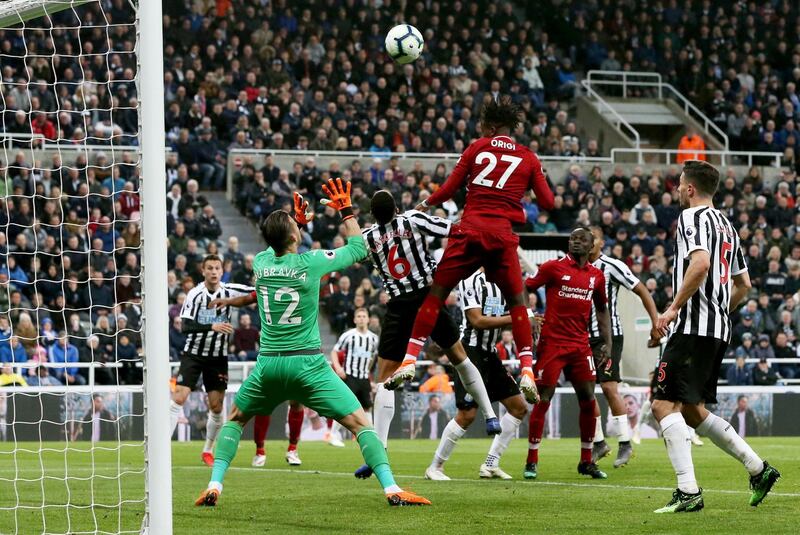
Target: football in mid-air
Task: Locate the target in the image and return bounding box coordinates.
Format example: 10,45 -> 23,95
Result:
385,24 -> 424,64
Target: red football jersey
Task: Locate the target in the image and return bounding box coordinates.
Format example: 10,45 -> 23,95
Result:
427,135 -> 554,228
525,255 -> 607,347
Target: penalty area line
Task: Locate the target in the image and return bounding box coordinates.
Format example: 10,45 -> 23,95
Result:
183,466 -> 799,498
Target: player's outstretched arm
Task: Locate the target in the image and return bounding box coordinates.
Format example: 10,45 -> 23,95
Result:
656,249 -> 710,333
317,178 -> 367,272
208,292 -> 257,310
729,272 -> 752,312
417,151 -> 470,211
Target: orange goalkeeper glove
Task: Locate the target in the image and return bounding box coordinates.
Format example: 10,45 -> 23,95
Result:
293,192 -> 314,225
320,178 -> 352,213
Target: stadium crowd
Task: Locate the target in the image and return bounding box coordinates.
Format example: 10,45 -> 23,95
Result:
1,0 -> 800,387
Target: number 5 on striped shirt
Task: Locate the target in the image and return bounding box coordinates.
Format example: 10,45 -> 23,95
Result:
720,241 -> 733,284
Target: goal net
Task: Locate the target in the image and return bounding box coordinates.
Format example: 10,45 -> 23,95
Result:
0,1 -> 169,533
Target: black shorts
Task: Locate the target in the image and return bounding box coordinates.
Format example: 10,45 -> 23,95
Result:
653,334 -> 728,405
378,289 -> 460,362
591,335 -> 624,383
345,376 -> 372,410
176,353 -> 228,392
454,345 -> 520,411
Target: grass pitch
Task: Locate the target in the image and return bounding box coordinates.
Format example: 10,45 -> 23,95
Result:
1,438 -> 798,534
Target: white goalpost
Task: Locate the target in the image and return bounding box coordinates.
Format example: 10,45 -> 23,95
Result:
0,1 -> 170,533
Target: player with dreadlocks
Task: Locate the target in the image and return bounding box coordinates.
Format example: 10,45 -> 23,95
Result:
384,96 -> 555,408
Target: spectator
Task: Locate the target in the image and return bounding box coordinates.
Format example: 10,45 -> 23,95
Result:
753,334 -> 776,361
418,365 -> 454,394
726,355 -> 753,386
728,395 -> 760,438
772,332 -> 797,380
169,316 -> 186,361
752,357 -> 779,386
26,365 -> 62,387
0,336 -> 27,364
676,129 -> 707,163
232,314 -> 259,361
0,364 -> 27,387
419,395 -> 448,440
49,332 -> 84,385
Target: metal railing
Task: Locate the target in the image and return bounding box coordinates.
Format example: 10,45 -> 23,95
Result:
584,70 -> 730,150
7,357 -> 799,390
580,79 -> 641,148
610,147 -> 783,167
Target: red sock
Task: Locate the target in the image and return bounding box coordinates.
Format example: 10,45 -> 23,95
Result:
509,305 -> 535,368
405,293 -> 444,360
254,415 -> 270,455
326,418 -> 333,430
526,400 -> 550,464
287,407 -> 304,450
579,399 -> 596,464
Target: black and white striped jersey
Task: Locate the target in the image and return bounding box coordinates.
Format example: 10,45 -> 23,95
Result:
363,210 -> 451,298
180,282 -> 254,357
457,270 -> 507,352
672,206 -> 747,341
589,254 -> 641,338
333,328 -> 379,379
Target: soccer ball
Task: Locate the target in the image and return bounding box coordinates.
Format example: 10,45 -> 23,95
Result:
385,24 -> 424,65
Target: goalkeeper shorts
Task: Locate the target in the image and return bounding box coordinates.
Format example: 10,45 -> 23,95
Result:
235,354 -> 361,419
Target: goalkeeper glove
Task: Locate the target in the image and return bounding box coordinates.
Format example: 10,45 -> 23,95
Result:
293,192 -> 314,225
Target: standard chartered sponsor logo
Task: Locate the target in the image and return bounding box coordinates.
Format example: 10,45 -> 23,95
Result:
557,285 -> 592,301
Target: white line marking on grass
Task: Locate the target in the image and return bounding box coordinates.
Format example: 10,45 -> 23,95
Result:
184,466 -> 799,498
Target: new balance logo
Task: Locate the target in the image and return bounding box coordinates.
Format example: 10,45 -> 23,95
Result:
561,275 -> 571,281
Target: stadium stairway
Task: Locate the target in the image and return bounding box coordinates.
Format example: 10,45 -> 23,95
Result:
206,191 -> 339,354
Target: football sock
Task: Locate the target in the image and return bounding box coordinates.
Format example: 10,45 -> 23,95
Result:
169,400 -> 182,436
660,412 -> 698,494
404,293 -> 444,362
287,406 -> 304,451
356,427 -> 400,493
432,419 -> 467,468
486,413 -> 522,467
594,415 -> 605,443
695,413 -> 763,476
203,410 -> 223,453
454,359 -> 497,419
527,400 -> 550,464
330,420 -> 344,440
373,383 -> 395,448
327,418 -> 333,430
611,414 -> 630,442
253,415 -> 270,454
509,305 -> 534,368
578,399 -> 596,464
210,421 -> 243,487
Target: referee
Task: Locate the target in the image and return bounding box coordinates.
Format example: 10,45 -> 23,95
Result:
330,308 -> 379,411
168,254 -> 253,467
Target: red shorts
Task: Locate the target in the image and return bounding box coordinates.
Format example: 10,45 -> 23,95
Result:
534,341 -> 596,386
433,223 -> 523,296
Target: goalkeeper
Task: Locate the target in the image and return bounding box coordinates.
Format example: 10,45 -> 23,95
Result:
196,179 -> 430,507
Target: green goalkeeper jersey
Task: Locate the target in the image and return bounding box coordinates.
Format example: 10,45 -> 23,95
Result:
253,235 -> 367,354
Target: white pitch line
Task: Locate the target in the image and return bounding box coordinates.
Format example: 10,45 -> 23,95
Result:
184,466 -> 799,498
